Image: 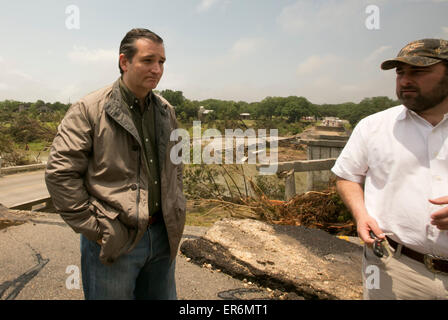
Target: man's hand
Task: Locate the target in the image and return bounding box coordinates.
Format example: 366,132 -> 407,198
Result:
356,215 -> 385,245
429,196 -> 448,230
335,177 -> 385,245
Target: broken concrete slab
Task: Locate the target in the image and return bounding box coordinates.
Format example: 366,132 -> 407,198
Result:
180,218 -> 363,300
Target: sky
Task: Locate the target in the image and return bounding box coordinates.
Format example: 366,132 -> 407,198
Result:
0,0 -> 447,105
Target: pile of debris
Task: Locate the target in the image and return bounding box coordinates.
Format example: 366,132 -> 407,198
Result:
0,203 -> 38,230
206,181 -> 356,236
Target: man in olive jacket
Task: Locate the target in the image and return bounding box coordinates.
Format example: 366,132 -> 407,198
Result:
45,28 -> 186,300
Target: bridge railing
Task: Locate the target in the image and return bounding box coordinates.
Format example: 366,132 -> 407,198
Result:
257,158 -> 337,200
10,196 -> 54,212
0,162 -> 47,176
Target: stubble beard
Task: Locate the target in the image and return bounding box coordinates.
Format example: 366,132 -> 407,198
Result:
397,74 -> 448,113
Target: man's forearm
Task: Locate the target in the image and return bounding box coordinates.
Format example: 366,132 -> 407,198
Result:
335,177 -> 368,222
336,177 -> 385,242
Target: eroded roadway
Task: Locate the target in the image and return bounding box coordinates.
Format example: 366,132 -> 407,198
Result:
0,171 -> 292,300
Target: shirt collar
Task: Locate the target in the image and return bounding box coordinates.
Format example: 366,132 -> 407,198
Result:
119,78 -> 153,109
397,104 -> 448,127
396,105 -> 409,121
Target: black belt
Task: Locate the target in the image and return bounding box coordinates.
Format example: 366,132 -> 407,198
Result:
386,236 -> 448,274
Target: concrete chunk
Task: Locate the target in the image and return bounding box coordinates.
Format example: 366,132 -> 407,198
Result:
181,218 -> 363,300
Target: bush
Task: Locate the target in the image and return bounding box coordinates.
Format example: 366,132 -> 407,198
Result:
254,175 -> 285,200
183,164 -> 226,199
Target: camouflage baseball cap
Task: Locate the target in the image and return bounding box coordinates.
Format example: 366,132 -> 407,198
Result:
381,38 -> 448,70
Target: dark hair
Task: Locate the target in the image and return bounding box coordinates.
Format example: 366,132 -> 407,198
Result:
119,28 -> 163,74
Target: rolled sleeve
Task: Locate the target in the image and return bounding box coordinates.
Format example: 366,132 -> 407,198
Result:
331,119 -> 369,184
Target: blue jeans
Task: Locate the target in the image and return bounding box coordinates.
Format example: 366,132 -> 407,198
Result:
80,221 -> 177,300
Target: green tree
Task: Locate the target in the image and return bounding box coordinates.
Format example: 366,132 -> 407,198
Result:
159,89 -> 185,107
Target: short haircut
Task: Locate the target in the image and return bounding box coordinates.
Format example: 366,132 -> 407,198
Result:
119,28 -> 164,74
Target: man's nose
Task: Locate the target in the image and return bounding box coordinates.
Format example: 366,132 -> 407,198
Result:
150,63 -> 162,74
397,72 -> 413,87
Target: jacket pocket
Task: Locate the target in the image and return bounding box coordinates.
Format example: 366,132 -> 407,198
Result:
90,199 -> 135,265
61,208 -> 101,242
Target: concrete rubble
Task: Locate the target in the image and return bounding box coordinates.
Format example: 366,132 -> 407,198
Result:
180,218 -> 363,300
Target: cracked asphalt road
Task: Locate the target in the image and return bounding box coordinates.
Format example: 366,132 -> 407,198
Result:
0,213 -> 289,300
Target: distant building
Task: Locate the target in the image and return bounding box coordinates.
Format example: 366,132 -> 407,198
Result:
240,113 -> 251,120
301,115 -> 316,121
37,106 -> 50,113
198,106 -> 214,121
17,105 -> 30,112
322,117 -> 344,127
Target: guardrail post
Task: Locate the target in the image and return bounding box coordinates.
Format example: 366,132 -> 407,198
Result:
284,169 -> 296,201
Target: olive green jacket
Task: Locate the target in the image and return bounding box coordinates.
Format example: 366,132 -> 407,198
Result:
45,79 -> 186,265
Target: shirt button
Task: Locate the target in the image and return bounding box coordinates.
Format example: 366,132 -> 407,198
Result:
156,202 -> 159,207
145,138 -> 149,143
155,181 -> 158,185
130,106 -> 133,109
130,184 -> 137,191
150,159 -> 153,163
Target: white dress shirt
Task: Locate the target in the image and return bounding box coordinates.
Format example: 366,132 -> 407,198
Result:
332,105 -> 448,257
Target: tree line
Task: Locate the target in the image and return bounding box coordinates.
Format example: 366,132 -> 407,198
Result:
0,92 -> 399,165
158,89 -> 399,128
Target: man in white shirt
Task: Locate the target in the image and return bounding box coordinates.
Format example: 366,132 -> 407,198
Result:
332,38 -> 448,299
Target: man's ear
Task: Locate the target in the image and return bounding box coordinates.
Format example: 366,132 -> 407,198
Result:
119,53 -> 129,73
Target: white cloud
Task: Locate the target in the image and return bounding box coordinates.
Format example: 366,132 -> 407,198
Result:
68,46 -> 116,63
364,45 -> 392,63
56,85 -> 80,102
229,37 -> 265,59
7,69 -> 34,81
196,0 -> 220,12
277,1 -> 308,33
296,54 -> 339,75
340,84 -> 361,92
158,70 -> 188,91
0,83 -> 11,91
442,26 -> 448,36
277,0 -> 359,33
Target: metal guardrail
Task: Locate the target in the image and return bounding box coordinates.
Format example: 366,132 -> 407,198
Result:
10,196 -> 54,212
0,163 -> 47,176
257,158 -> 337,173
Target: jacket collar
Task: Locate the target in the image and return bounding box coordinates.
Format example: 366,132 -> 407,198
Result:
104,78 -> 171,170
104,79 -> 142,146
